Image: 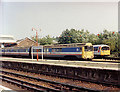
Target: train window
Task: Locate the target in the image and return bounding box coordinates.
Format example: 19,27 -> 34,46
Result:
33,49 -> 36,52
44,48 -> 46,52
84,46 -> 88,51
52,48 -> 55,52
56,49 -> 59,52
19,49 -> 26,52
12,50 -> 15,52
94,47 -> 98,51
26,49 -> 28,52
44,48 -> 49,52
22,49 -> 24,52
59,48 -> 62,52
33,49 -> 41,52
19,49 -> 22,52
2,49 -> 4,52
90,46 -> 93,51
38,49 -> 41,52
102,47 -> 109,50
51,48 -> 61,52
85,46 -> 93,51
54,48 -> 57,52
47,48 -> 49,52
52,48 -> 59,52
79,47 -> 82,52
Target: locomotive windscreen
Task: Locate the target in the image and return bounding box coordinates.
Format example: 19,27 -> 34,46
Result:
84,46 -> 93,51
102,47 -> 109,50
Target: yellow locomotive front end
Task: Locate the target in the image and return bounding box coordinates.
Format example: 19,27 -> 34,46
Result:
101,46 -> 110,56
82,43 -> 94,60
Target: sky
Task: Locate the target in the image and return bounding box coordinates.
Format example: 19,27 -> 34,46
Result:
0,1 -> 119,40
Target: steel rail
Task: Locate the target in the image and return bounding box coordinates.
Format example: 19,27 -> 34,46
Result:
0,70 -> 100,92
94,57 -> 120,60
92,60 -> 120,63
0,74 -> 61,92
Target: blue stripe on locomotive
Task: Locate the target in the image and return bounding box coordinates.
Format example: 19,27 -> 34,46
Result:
48,47 -> 81,52
3,47 -> 82,53
62,47 -> 81,52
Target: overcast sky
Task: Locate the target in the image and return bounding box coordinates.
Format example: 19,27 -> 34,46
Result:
0,1 -> 118,40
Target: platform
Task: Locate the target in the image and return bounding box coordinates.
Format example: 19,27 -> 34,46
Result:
0,57 -> 120,86
0,57 -> 119,70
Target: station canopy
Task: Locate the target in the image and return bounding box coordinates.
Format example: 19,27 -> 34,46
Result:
0,35 -> 17,48
0,35 -> 16,43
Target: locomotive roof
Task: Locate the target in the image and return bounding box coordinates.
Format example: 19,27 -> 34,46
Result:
2,46 -> 30,49
93,44 -> 110,47
44,43 -> 92,48
3,43 -> 93,49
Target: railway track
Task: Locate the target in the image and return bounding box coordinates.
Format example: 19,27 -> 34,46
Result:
1,68 -> 120,91
1,57 -> 120,91
92,59 -> 120,63
0,69 -> 100,92
103,57 -> 120,60
94,56 -> 120,60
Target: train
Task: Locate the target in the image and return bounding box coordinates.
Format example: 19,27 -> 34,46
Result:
1,43 -> 94,60
93,44 -> 110,57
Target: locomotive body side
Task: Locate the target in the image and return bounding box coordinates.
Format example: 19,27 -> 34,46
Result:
2,47 -> 30,57
2,43 -> 94,60
41,43 -> 94,60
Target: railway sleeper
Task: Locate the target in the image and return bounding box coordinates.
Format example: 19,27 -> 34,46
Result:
1,70 -> 99,92
1,61 -> 120,87
0,74 -> 61,92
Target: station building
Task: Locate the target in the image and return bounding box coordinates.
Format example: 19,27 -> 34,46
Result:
0,35 -> 38,48
15,37 -> 38,47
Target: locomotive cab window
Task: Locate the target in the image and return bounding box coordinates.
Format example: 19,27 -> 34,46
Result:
102,47 -> 109,50
94,47 -> 98,51
80,47 -> 82,52
84,46 -> 93,51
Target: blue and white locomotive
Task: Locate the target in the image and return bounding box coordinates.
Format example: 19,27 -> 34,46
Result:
2,43 -> 94,60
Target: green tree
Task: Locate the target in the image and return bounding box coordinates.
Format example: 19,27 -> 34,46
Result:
96,30 -> 118,53
58,29 -> 92,44
32,35 -> 54,45
39,35 -> 54,45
